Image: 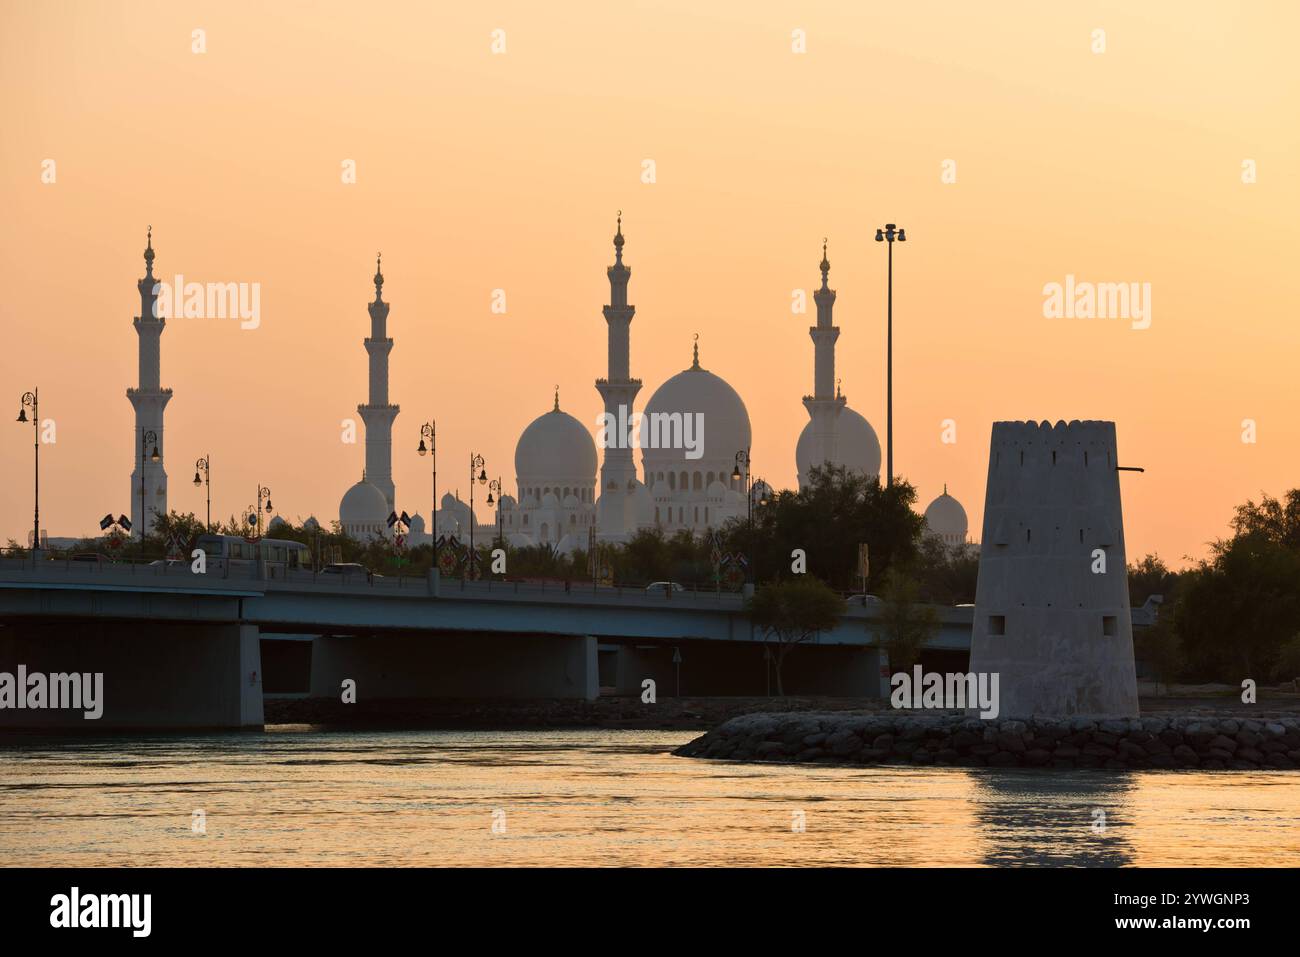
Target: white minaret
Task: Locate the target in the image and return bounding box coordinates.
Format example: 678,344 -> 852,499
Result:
357,255 -> 399,508
802,241 -> 846,470
596,215 -> 641,540
126,227 -> 172,538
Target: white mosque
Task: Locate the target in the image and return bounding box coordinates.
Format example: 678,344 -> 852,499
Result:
324,220 -> 969,554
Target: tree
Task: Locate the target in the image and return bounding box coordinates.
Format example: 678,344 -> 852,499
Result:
745,464 -> 925,591
746,577 -> 844,695
1229,489 -> 1300,552
873,568 -> 938,674
1127,553 -> 1184,606
912,534 -> 979,605
1134,613 -> 1183,693
1175,531 -> 1300,681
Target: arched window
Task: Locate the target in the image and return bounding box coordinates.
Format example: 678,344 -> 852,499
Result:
668,473 -> 676,490
693,472 -> 702,491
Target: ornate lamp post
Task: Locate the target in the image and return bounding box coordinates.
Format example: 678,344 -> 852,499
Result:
15,389 -> 39,554
874,223 -> 906,487
139,428 -> 160,541
468,453 -> 486,579
731,449 -> 756,585
253,485 -> 273,538
417,421 -> 436,545
193,455 -> 211,531
487,477 -> 503,551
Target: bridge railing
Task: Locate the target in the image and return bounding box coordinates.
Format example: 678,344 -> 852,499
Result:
0,553 -> 755,604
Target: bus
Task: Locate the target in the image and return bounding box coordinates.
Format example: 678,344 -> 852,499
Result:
194,535 -> 313,575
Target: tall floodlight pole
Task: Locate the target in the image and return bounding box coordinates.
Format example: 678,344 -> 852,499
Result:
874,223 -> 906,487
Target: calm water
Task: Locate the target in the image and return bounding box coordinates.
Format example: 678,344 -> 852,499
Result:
1,728 -> 1297,867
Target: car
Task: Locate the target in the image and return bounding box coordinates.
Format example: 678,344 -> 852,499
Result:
646,581 -> 685,594
847,594 -> 883,606
67,553 -> 110,566
320,563 -> 383,580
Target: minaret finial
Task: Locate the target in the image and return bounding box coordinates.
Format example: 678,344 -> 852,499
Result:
144,225 -> 155,276
372,252 -> 385,301
691,333 -> 700,369
944,483 -> 948,495
553,384 -> 560,412
613,210 -> 625,262
819,237 -> 830,288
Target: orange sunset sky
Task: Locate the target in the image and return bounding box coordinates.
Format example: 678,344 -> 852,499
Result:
1,0 -> 1297,566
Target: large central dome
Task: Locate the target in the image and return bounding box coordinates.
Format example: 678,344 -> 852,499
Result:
515,397 -> 598,483
641,348 -> 751,469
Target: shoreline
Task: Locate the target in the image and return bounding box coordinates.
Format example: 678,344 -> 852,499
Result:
673,710 -> 1300,770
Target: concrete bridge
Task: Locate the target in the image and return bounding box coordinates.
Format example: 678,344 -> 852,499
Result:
0,557 -> 974,729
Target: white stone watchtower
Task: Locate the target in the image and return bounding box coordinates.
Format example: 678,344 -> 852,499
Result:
968,420 -> 1138,717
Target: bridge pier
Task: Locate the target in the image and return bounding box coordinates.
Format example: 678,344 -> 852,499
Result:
308,632 -> 599,701
608,640 -> 889,698
0,621 -> 263,730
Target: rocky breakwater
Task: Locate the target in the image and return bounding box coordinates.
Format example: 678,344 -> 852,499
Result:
673,712 -> 1300,770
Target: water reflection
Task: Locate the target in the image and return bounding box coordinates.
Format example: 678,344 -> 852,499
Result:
971,770 -> 1137,866
0,729 -> 1297,867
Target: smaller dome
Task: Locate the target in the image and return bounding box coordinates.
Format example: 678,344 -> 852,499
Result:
707,480 -> 728,498
924,486 -> 969,546
541,492 -> 559,508
408,513 -> 426,534
303,516 -> 321,531
498,494 -> 517,510
268,515 -> 288,531
340,478 -> 388,525
563,493 -> 579,508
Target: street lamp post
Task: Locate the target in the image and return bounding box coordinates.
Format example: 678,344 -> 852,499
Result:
417,421 -> 436,545
15,389 -> 39,554
488,477 -> 502,550
874,222 -> 906,488
468,453 -> 486,580
255,485 -> 272,538
140,428 -> 160,541
193,455 -> 211,531
732,449 -> 755,585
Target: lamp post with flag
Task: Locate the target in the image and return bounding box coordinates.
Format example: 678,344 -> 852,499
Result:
99,513 -> 132,556
387,510 -> 412,570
